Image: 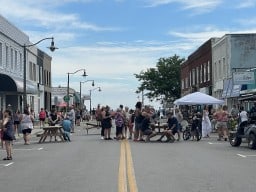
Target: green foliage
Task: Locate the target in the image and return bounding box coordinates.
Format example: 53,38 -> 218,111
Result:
134,55 -> 185,102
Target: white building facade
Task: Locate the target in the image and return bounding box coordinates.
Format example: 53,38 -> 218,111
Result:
0,15 -> 52,113
212,33 -> 256,108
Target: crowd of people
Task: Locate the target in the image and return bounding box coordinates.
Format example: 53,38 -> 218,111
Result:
1,101 -> 256,161
93,101 -> 256,143
92,102 -> 183,143
0,105 -> 78,161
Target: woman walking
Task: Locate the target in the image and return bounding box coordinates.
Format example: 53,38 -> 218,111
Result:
2,109 -> 15,160
202,105 -> 212,138
20,108 -> 34,145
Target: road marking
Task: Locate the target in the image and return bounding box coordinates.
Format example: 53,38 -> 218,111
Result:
0,147 -> 44,151
119,141 -> 127,192
118,140 -> 138,192
208,142 -> 222,144
237,154 -> 256,158
4,162 -> 14,167
237,154 -> 247,158
125,140 -> 138,192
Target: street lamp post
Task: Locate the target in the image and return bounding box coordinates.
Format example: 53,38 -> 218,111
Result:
80,80 -> 94,109
23,37 -> 57,109
89,87 -> 101,114
67,69 -> 87,109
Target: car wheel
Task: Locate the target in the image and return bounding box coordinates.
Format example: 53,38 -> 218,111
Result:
248,134 -> 256,149
229,135 -> 242,147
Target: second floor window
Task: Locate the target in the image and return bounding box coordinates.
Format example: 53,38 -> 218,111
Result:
6,45 -> 9,68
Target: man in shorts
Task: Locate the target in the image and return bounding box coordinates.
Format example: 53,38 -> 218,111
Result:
141,113 -> 157,142
157,111 -> 177,142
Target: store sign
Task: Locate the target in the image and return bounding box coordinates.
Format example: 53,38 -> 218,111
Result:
222,78 -> 231,98
233,72 -> 255,85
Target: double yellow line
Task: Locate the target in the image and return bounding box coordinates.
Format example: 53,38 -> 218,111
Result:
118,140 -> 138,192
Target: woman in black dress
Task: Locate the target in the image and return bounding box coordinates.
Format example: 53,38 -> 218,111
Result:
2,109 -> 15,160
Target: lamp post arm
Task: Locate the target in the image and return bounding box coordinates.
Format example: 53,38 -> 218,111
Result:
90,87 -> 101,92
80,80 -> 94,109
89,87 -> 101,114
23,37 -> 56,111
80,80 -> 94,84
66,68 -> 86,110
23,37 -> 54,48
68,69 -> 85,75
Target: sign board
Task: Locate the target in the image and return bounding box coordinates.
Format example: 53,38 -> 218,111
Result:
233,72 -> 255,85
222,78 -> 231,98
230,85 -> 241,97
63,95 -> 70,102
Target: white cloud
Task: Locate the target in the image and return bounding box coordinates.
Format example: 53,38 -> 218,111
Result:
168,26 -> 256,45
235,0 -> 256,8
0,0 -> 118,32
146,0 -> 223,12
237,18 -> 256,26
50,40 -> 195,82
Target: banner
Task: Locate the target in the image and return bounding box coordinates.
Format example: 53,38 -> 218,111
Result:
233,72 -> 255,85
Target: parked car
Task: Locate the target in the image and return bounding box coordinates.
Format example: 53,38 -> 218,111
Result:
229,121 -> 256,149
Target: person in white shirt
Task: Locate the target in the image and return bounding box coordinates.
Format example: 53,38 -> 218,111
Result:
239,106 -> 248,124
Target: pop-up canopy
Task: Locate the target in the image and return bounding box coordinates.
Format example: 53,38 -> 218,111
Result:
174,92 -> 225,105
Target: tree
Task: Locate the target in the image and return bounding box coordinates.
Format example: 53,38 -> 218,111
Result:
134,55 -> 185,103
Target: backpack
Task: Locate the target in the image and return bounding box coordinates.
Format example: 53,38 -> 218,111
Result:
115,113 -> 124,127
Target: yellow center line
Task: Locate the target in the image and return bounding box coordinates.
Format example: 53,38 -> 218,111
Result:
118,140 -> 138,192
119,141 -> 128,192
125,140 -> 138,192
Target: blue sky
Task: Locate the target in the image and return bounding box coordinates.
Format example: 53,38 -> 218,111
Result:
1,0 -> 256,110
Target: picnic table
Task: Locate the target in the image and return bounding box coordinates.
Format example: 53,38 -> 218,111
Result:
83,122 -> 100,134
151,123 -> 168,133
38,125 -> 65,143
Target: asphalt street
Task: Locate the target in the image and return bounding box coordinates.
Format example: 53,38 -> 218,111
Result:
0,124 -> 256,192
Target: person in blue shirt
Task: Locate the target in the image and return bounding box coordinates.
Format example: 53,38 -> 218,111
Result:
157,111 -> 177,142
62,115 -> 71,142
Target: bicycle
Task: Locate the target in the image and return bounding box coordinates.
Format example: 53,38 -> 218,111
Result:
183,118 -> 202,141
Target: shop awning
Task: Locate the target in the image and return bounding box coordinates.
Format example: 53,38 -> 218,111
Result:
11,76 -> 37,94
56,102 -> 67,107
0,74 -> 37,94
238,95 -> 256,101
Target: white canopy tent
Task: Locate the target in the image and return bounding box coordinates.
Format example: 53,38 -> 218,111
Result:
174,92 -> 225,105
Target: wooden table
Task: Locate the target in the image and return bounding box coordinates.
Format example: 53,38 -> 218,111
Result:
38,126 -> 65,143
151,123 -> 168,133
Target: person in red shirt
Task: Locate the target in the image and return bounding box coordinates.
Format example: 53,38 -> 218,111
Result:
214,105 -> 229,141
39,108 -> 46,128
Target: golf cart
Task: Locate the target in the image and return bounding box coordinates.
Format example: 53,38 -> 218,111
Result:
229,120 -> 256,149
